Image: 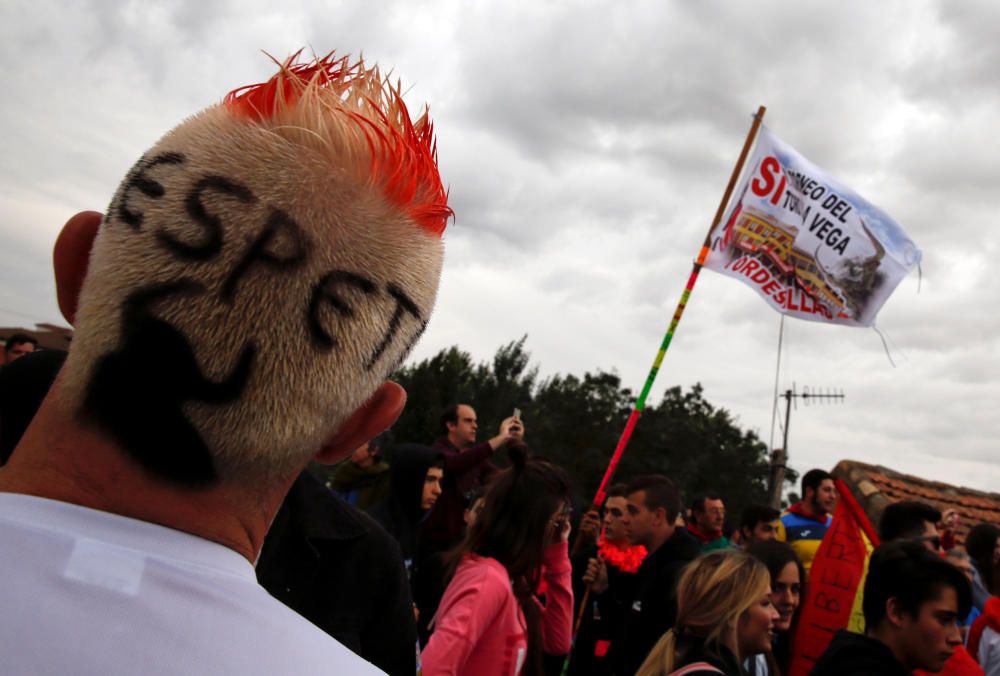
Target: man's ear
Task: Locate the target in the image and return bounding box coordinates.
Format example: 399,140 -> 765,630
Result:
53,211 -> 102,326
885,597 -> 905,628
314,381 -> 406,465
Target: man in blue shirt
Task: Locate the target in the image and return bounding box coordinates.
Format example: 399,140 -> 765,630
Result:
776,468 -> 836,576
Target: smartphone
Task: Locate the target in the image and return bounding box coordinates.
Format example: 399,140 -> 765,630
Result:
513,408 -> 521,419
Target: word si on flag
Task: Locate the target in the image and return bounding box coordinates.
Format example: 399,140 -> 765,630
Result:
705,127 -> 921,327
787,478 -> 879,676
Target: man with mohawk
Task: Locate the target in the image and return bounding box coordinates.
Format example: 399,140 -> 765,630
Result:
0,51 -> 450,674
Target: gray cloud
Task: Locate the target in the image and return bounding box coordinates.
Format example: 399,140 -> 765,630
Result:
1,0 -> 997,491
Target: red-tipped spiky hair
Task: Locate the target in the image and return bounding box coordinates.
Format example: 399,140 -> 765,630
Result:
224,50 -> 451,237
62,49 -> 450,486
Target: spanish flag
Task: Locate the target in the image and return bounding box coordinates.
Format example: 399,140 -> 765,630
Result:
787,479 -> 879,676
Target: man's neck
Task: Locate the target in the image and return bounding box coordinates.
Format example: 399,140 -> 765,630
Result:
603,534 -> 631,549
447,434 -> 470,450
800,499 -> 826,519
0,392 -> 294,564
689,523 -> 721,540
866,625 -> 910,669
646,526 -> 675,554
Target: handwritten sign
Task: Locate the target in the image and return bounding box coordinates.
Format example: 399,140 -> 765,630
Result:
787,479 -> 878,676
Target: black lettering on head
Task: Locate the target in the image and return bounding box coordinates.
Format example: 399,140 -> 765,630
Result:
385,318 -> 428,375
158,175 -> 256,261
307,271 -> 377,351
83,280 -> 257,485
365,283 -> 423,371
111,153 -> 187,229
221,207 -> 311,304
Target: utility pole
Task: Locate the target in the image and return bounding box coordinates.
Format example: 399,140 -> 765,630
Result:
767,385 -> 844,508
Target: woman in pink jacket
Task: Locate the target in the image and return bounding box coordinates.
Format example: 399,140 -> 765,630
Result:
421,441 -> 573,676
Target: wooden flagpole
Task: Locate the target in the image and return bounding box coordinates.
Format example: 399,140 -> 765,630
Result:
562,106 -> 766,676
588,104 -> 766,510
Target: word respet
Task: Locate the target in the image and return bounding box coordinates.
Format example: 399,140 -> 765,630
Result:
108,152 -> 426,374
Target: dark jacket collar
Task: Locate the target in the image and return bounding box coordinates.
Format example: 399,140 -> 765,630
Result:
810,630 -> 910,676
284,471 -> 367,542
642,527 -> 702,571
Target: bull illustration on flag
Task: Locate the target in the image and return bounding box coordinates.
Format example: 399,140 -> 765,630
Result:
706,127 -> 921,327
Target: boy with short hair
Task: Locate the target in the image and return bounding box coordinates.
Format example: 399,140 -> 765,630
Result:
812,540 -> 972,675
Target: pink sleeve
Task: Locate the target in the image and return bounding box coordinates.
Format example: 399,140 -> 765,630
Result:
539,541 -> 574,655
421,566 -> 507,676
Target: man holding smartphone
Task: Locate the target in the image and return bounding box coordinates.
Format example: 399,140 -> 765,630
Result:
423,404 -> 524,550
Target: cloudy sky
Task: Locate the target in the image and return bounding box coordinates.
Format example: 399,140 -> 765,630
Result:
2,0 -> 998,492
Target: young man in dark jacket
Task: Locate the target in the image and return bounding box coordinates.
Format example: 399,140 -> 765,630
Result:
610,474 -> 701,676
811,540 -> 971,675
572,483 -> 648,675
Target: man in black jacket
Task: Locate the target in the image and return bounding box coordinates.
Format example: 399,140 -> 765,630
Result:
610,474 -> 701,676
811,540 -> 971,675
258,471 -> 418,675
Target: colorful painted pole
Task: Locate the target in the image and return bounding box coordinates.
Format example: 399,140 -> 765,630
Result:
562,107 -> 766,676
591,105 -> 766,508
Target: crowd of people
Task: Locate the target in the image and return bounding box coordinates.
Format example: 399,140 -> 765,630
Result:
0,51 -> 998,676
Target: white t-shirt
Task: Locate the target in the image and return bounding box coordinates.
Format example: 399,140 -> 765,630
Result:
979,625 -> 1000,676
0,492 -> 383,675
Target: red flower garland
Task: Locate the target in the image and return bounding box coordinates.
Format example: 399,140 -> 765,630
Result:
598,536 -> 647,574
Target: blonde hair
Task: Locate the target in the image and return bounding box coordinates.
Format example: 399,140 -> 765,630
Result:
60,51 -> 449,486
637,550 -> 771,676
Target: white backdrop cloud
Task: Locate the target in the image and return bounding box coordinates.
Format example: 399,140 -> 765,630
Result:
2,0 -> 997,491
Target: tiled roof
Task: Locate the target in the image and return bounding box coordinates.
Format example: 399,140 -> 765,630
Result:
833,459 -> 1000,548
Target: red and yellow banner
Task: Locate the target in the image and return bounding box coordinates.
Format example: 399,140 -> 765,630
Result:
788,479 -> 879,676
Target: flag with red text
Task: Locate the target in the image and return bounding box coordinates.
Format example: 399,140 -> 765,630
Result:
705,127 -> 920,327
787,479 -> 879,676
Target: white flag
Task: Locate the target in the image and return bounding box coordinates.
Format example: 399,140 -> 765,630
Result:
705,127 -> 921,327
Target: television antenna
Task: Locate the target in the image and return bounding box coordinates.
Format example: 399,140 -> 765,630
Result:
767,383 -> 845,508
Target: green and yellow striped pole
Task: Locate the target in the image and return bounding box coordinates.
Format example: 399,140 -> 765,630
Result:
591,104 -> 766,508
562,107 -> 765,676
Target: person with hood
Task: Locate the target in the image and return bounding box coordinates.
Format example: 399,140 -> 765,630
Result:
371,443 -> 445,571
811,540 -> 971,676
412,487 -> 485,646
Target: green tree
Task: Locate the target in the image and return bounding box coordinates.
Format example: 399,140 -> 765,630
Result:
386,338 -> 779,522
390,337 -> 537,447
